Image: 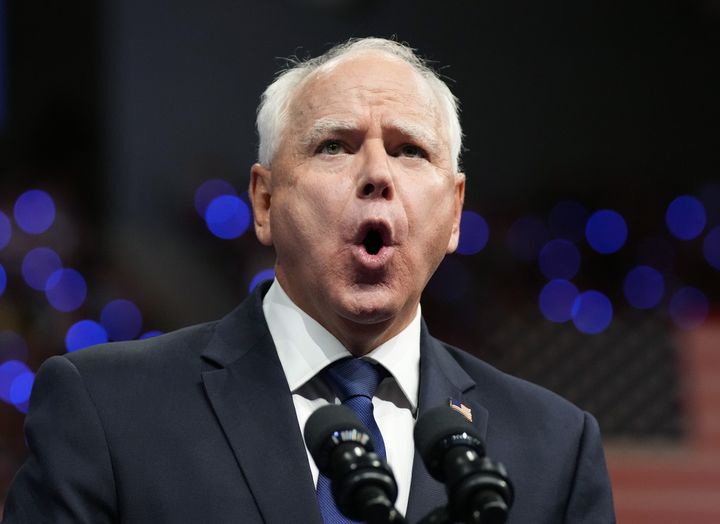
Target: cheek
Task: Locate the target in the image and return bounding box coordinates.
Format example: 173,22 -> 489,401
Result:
405,179 -> 457,225
271,189 -> 345,252
404,189 -> 458,258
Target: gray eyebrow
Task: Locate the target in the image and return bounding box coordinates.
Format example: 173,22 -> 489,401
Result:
299,118 -> 358,149
299,116 -> 443,153
384,118 -> 442,152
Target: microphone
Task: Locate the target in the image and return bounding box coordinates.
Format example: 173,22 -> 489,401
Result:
414,406 -> 513,524
304,404 -> 406,524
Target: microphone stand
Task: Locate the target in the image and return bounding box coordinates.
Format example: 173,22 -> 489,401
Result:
349,483 -> 407,524
332,449 -> 407,524
414,456 -> 513,524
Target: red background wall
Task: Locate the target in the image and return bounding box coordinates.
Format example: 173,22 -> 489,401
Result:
608,318 -> 720,523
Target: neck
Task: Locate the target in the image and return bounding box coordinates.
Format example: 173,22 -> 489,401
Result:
275,278 -> 418,357
331,316 -> 412,357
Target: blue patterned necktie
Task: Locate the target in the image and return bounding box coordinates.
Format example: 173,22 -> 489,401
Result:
316,358 -> 387,523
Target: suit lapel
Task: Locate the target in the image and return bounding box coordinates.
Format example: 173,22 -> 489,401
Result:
405,323 -> 489,523
198,286 -> 490,524
200,284 -> 323,524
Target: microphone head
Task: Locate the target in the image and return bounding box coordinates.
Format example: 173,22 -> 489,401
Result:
303,404 -> 374,473
414,405 -> 485,481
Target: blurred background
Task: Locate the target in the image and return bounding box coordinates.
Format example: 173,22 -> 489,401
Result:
1,0 -> 719,521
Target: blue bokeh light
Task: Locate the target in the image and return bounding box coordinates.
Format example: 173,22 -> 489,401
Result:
623,266 -> 664,309
539,279 -> 579,323
249,268 -> 275,293
21,247 -> 62,291
9,371 -> 34,405
665,195 -> 706,241
669,287 -> 708,330
703,226 -> 720,271
0,210 -> 11,250
636,237 -> 675,274
101,299 -> 143,341
194,179 -> 237,217
0,263 -> 5,296
571,290 -> 613,334
507,216 -> 550,261
0,331 -> 29,363
538,239 -> 581,280
548,201 -> 588,242
205,195 -> 251,240
13,189 -> 56,234
0,360 -> 31,404
457,211 -> 489,255
45,268 -> 87,312
139,330 -> 163,340
585,209 -> 628,254
65,320 -> 109,352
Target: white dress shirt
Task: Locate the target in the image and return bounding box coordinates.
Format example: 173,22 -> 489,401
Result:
262,279 -> 420,517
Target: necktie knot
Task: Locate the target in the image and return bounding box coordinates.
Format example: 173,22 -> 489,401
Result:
321,358 -> 384,402
322,358 -> 383,402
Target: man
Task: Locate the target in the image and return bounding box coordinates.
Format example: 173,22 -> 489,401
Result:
3,38 -> 615,523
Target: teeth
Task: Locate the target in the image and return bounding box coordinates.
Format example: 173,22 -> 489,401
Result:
363,229 -> 383,255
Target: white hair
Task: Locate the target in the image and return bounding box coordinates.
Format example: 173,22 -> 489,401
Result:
256,37 -> 463,172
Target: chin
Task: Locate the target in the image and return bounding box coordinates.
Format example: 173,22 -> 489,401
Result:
342,306 -> 396,326
335,286 -> 403,326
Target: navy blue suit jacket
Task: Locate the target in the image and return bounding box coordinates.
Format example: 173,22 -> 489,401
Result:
3,283 -> 615,523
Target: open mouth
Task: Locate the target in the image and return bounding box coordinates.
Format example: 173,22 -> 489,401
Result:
353,219 -> 393,268
363,229 -> 384,255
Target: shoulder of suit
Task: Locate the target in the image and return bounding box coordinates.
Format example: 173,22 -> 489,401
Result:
62,319 -> 221,375
436,339 -> 588,419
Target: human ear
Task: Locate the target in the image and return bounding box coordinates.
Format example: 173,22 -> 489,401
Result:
249,163 -> 273,246
446,173 -> 466,254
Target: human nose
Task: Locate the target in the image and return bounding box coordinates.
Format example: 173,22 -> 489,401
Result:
356,142 -> 395,200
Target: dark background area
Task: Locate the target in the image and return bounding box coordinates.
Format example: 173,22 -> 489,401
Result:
1,0 -> 719,513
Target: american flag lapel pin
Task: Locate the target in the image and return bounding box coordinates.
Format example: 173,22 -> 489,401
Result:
448,398 -> 473,422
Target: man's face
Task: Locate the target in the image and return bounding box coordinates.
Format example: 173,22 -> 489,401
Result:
251,52 -> 465,352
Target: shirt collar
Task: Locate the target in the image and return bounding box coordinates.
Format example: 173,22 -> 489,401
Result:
262,279 -> 420,410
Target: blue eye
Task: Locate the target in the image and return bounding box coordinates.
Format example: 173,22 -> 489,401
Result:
319,141 -> 344,155
400,144 -> 424,158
